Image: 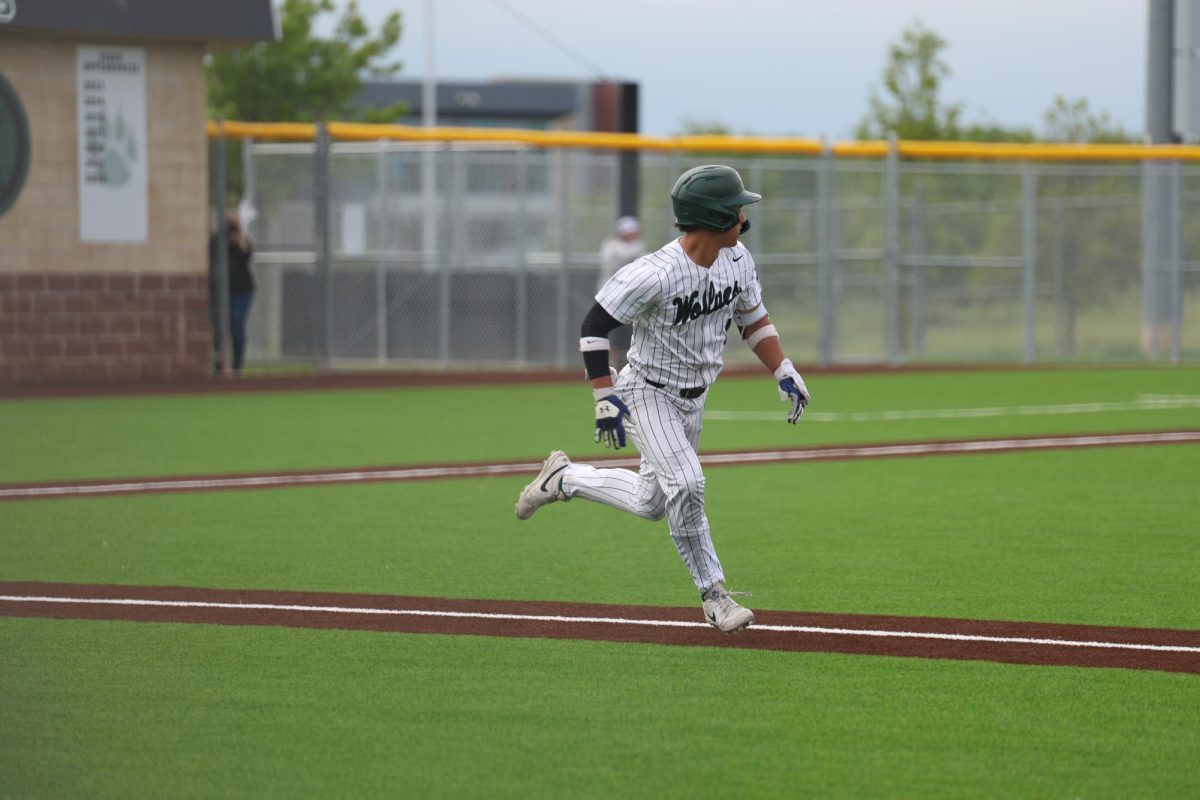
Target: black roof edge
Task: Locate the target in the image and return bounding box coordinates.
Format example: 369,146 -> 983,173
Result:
0,0 -> 276,45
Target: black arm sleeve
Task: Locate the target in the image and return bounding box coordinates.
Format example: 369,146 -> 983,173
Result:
581,302 -> 622,337
580,302 -> 624,380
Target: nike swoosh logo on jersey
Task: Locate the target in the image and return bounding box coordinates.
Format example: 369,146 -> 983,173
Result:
732,254 -> 743,261
539,464 -> 568,493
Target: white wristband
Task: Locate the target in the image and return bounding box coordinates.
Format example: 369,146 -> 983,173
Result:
773,357 -> 796,381
745,324 -> 779,349
580,336 -> 610,352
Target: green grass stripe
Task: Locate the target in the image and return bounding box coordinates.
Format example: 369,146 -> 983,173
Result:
3,445 -> 1196,629
1,367 -> 1197,483
2,618 -> 1197,799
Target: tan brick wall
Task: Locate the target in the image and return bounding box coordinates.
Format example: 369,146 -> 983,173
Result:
0,35 -> 212,384
0,272 -> 211,384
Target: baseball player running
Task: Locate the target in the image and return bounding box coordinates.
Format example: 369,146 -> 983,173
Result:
514,164 -> 810,634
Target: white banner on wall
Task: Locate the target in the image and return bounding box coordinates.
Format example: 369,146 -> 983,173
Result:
77,45 -> 148,242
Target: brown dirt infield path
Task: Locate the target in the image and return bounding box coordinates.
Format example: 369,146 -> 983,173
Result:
2,582 -> 1198,675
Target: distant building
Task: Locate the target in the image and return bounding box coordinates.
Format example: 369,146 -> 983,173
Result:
345,77 -> 642,223
351,78 -> 639,134
0,0 -> 276,385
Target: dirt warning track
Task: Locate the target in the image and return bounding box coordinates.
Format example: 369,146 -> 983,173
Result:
2,582 -> 1198,674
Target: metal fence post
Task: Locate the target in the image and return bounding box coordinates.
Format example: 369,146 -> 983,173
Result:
910,181 -> 926,355
213,120 -> 232,376
242,135 -> 279,361
750,160 -> 765,256
422,143 -> 438,275
556,148 -> 570,368
817,139 -> 835,365
1021,161 -> 1037,364
514,148 -> 529,366
611,149 -> 621,231
1053,200 -> 1066,357
884,133 -> 901,364
375,139 -> 388,364
439,146 -> 460,368
1140,161 -> 1163,360
242,134 -> 255,212
314,122 -> 333,369
1169,159 -> 1183,364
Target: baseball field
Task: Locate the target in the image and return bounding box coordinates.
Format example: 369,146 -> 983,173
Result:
2,365 -> 1199,798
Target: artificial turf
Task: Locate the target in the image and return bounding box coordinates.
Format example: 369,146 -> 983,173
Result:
2,617 -> 1198,799
2,367 -> 1197,797
3,445 -> 1196,628
1,366 -> 1197,483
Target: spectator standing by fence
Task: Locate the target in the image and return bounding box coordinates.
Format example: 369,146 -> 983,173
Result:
209,211 -> 255,376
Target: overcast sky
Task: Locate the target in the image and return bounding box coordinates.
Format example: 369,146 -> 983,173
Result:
351,0 -> 1148,139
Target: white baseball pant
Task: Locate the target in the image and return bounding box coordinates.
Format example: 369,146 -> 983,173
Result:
560,372 -> 725,594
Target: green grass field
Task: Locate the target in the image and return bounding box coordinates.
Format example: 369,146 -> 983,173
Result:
2,366 -> 1199,798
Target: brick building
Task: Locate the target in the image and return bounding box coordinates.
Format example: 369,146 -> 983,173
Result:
0,0 -> 274,385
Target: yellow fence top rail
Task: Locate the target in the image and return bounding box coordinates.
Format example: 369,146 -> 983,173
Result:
206,120 -> 1200,161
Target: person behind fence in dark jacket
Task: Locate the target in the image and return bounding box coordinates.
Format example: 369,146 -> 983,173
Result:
208,211 -> 255,375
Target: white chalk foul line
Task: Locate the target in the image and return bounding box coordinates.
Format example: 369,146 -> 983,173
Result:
0,462 -> 556,499
695,431 -> 1200,467
706,395 -> 1200,423
2,431 -> 1198,500
2,595 -> 1198,655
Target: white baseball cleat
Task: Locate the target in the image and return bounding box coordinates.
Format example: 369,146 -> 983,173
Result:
702,582 -> 755,634
514,450 -> 571,520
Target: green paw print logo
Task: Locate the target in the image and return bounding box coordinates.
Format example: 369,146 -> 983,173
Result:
97,109 -> 138,187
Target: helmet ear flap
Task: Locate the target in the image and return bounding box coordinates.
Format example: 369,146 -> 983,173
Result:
704,207 -> 737,232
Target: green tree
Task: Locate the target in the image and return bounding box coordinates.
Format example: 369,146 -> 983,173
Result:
1042,95 -> 1132,143
676,119 -> 733,136
207,0 -> 406,123
958,121 -> 1036,143
857,20 -> 962,140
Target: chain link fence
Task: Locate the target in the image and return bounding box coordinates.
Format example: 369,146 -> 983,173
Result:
227,136 -> 1199,369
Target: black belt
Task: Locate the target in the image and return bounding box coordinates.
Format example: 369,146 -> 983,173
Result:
646,379 -> 706,399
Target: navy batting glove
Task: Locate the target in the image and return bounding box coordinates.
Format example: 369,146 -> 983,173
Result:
594,394 -> 631,449
778,378 -> 808,423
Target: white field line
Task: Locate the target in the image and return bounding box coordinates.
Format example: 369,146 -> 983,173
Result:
3,431 -> 1200,500
705,394 -> 1200,423
0,462 -> 569,499
2,595 -> 1198,655
696,431 -> 1200,466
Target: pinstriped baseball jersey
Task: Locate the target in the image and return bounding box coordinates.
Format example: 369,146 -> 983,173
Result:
595,238 -> 763,389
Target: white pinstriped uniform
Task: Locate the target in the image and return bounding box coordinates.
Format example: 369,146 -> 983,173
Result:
560,238 -> 763,594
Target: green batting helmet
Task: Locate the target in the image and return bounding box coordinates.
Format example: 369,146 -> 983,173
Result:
670,165 -> 762,232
